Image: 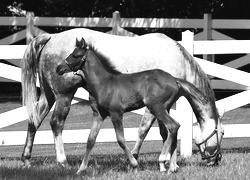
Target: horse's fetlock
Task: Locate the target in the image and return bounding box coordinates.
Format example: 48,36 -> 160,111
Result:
138,130 -> 147,139
117,139 -> 126,149
132,158 -> 138,167
159,154 -> 167,163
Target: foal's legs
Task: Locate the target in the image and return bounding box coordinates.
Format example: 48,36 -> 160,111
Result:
158,111 -> 179,171
131,108 -> 179,171
110,112 -> 138,170
149,104 -> 180,173
77,96 -> 107,174
22,84 -> 55,167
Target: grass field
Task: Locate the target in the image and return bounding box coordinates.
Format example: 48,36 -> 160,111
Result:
1,97 -> 250,179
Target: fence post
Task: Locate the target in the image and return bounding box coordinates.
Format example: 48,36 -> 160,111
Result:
112,11 -> 121,35
177,30 -> 194,158
203,14 -> 214,62
26,12 -> 35,44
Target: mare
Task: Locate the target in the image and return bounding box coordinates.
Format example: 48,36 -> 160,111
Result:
21,28 -> 223,170
57,38 -> 223,174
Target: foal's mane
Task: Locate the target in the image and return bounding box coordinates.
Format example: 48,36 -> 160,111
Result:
87,44 -> 121,75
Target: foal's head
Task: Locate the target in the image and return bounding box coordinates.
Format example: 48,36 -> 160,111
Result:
56,37 -> 88,75
66,38 -> 88,72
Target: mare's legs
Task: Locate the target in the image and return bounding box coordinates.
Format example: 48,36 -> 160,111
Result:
149,104 -> 180,173
77,96 -> 107,174
22,85 -> 55,167
110,112 -> 138,170
131,108 -> 156,158
50,92 -> 75,166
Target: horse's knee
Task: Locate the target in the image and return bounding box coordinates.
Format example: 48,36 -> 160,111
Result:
168,122 -> 180,135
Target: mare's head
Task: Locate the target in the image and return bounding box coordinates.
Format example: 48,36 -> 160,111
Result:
56,37 -> 88,75
183,56 -> 225,166
194,94 -> 224,166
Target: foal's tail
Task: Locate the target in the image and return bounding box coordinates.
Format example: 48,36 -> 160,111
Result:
21,34 -> 51,126
176,78 -> 208,105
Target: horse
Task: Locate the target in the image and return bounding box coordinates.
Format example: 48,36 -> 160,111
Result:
21,28 -> 224,170
56,37 -> 219,174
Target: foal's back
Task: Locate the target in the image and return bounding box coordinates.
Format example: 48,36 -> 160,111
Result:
107,69 -> 180,112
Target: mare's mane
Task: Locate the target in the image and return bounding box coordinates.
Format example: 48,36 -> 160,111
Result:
87,44 -> 121,75
177,43 -> 219,120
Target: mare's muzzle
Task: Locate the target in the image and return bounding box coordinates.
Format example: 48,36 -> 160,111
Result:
196,128 -> 224,166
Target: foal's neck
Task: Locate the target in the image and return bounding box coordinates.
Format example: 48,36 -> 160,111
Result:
84,50 -> 117,89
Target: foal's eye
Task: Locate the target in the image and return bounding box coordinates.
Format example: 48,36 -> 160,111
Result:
73,54 -> 81,58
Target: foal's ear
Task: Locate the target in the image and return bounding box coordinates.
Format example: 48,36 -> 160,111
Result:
80,38 -> 86,49
76,37 -> 86,48
76,38 -> 80,47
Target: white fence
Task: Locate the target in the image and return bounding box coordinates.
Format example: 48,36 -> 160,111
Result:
1,31 -> 250,158
1,12 -> 250,158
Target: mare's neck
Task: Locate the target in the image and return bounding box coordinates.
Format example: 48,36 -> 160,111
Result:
186,96 -> 218,129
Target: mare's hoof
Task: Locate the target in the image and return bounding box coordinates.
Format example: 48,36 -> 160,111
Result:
170,164 -> 179,172
129,166 -> 138,173
22,160 -> 31,168
59,162 -> 71,169
76,168 -> 94,178
132,153 -> 139,160
76,167 -> 89,176
159,162 -> 179,174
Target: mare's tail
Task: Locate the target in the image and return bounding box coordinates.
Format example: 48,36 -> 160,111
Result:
21,34 -> 51,126
176,78 -> 208,105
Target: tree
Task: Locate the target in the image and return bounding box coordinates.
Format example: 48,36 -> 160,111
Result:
3,0 -> 250,19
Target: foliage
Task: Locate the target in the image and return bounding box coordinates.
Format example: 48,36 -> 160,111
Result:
1,0 -> 250,19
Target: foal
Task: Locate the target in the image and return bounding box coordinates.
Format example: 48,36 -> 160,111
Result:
59,38 -> 208,174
